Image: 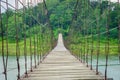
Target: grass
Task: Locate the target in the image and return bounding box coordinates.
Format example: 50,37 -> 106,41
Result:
68,38 -> 119,56
0,37 -> 51,56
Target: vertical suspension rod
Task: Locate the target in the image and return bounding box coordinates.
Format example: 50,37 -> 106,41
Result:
105,0 -> 110,79
86,0 -> 90,67
22,0 -> 28,77
15,0 -> 20,79
83,0 -> 86,63
28,0 -> 33,72
90,24 -> 94,70
5,0 -> 9,78
33,0 -> 37,68
118,0 -> 120,63
0,1 -> 7,80
96,0 -> 101,75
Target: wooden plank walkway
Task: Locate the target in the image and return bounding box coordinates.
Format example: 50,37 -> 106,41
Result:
21,33 -> 105,80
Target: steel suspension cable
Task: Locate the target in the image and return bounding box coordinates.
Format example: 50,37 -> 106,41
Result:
82,26 -> 119,39
0,0 -> 17,9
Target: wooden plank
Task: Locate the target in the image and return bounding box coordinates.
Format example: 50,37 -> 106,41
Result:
21,33 -> 107,80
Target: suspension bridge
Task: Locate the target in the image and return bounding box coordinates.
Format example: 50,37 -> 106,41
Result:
0,0 -> 120,80
21,33 -> 106,80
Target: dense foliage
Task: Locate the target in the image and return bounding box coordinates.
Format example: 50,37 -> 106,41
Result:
0,0 -> 120,55
1,0 -> 120,39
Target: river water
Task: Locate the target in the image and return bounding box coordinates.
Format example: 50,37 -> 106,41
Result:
0,56 -> 32,80
89,55 -> 120,80
0,56 -> 120,80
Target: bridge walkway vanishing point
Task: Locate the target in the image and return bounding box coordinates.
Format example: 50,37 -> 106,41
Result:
21,33 -> 105,80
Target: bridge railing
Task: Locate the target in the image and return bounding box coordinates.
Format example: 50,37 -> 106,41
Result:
67,0 -> 120,80
0,0 -> 52,80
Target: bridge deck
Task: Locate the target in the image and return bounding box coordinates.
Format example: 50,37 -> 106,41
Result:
21,33 -> 104,80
